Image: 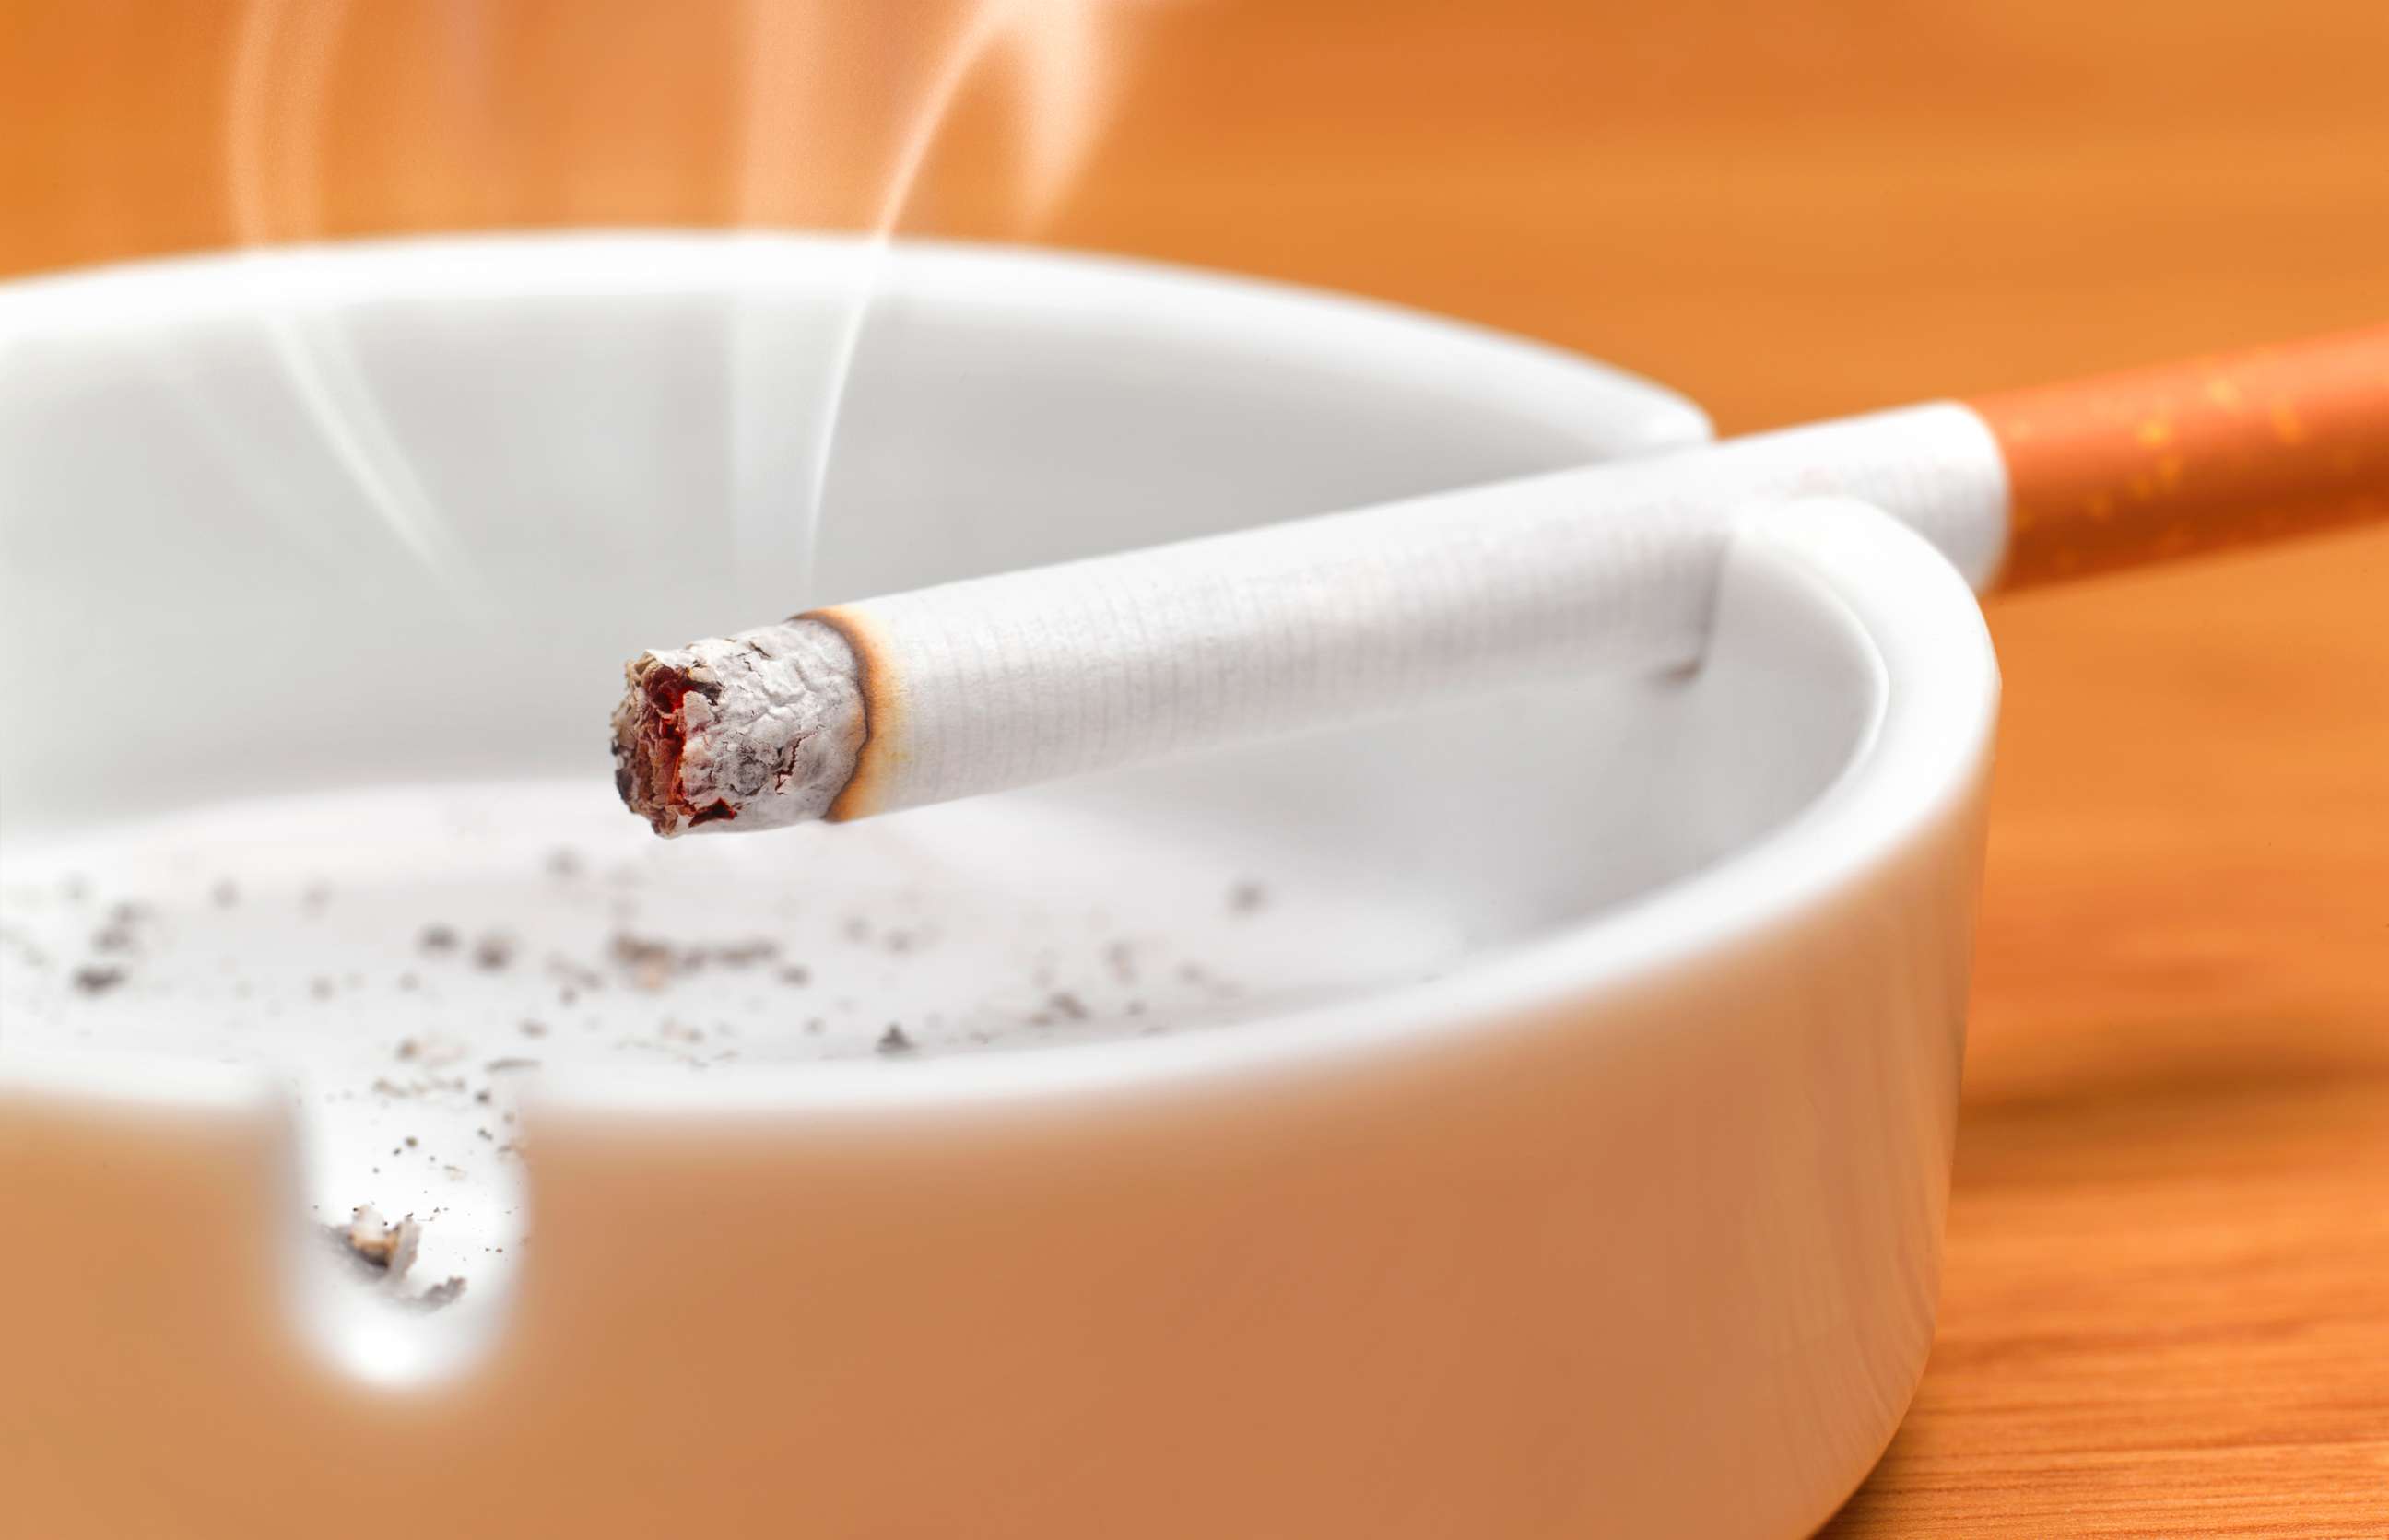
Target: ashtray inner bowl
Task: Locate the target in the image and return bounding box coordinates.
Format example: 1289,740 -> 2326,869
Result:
0,236 -> 1865,1289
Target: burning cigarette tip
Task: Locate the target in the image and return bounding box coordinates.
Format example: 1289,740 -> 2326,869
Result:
610,620 -> 867,838
610,653 -> 725,836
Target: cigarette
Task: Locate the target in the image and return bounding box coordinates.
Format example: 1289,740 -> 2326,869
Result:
614,326 -> 2387,836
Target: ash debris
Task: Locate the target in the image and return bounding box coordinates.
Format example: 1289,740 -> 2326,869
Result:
324,1205 -> 465,1311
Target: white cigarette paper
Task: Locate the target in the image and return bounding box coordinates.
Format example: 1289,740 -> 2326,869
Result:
613,404 -> 2008,835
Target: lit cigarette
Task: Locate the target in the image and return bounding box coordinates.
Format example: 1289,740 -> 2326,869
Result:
614,326 -> 2387,835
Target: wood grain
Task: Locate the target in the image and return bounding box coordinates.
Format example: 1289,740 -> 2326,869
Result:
6,1 -> 2387,1532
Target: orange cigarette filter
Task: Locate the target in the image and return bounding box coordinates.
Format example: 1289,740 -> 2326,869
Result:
1970,324 -> 2389,587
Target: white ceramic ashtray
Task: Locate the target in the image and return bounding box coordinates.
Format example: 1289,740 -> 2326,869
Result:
0,235 -> 1994,1537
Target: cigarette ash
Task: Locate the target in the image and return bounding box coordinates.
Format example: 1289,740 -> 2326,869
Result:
612,621 -> 864,838
324,1205 -> 465,1311
0,780 -> 1466,1297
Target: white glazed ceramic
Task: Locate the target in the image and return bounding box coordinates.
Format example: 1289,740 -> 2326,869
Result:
0,236 -> 1995,1538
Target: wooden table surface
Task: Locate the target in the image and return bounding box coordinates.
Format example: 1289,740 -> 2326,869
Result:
9,2 -> 2388,1531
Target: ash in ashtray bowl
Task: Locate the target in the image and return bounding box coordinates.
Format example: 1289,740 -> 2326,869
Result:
0,779 -> 1459,1301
